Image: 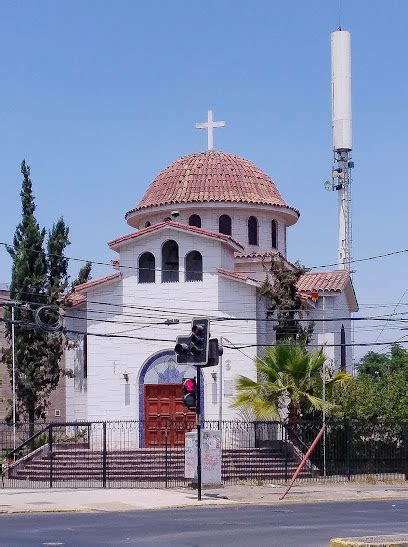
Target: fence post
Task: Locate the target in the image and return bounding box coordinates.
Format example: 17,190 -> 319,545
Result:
284,423 -> 289,482
165,424 -> 168,489
345,420 -> 351,481
48,425 -> 53,488
102,422 -> 107,488
405,423 -> 408,481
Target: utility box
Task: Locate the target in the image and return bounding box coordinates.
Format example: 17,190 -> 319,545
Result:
185,430 -> 222,485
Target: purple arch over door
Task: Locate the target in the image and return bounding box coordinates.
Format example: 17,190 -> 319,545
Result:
138,349 -> 204,447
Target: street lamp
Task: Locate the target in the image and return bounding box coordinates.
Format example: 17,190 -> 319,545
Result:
321,359 -> 334,477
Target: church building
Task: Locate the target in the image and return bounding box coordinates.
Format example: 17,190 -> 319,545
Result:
65,113 -> 358,436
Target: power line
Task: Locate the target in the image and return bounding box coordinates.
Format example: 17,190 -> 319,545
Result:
4,296 -> 408,325
2,240 -> 408,276
223,338 -> 408,350
2,315 -> 408,349
0,317 -> 175,343
374,289 -> 408,344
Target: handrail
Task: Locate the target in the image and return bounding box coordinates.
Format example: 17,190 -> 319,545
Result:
5,424 -> 50,460
5,421 -> 94,460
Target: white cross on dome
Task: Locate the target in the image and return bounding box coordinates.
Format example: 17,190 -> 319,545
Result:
195,110 -> 225,151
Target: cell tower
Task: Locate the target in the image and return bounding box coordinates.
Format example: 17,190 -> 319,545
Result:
325,29 -> 353,272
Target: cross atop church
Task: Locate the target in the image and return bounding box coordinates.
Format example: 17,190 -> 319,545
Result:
196,110 -> 225,151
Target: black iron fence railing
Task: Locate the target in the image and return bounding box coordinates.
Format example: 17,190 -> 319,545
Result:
0,419 -> 407,489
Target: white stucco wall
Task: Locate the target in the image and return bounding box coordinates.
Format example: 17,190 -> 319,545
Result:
131,203 -> 291,257
65,306 -> 88,421
65,230 -> 262,422
65,224 -> 355,425
309,292 -> 353,372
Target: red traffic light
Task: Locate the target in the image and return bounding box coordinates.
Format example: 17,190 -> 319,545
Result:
192,324 -> 203,335
183,378 -> 195,392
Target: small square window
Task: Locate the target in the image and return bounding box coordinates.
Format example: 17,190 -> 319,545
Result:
54,409 -> 61,417
125,383 -> 130,406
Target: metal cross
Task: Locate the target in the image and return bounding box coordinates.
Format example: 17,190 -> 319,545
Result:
196,110 -> 225,151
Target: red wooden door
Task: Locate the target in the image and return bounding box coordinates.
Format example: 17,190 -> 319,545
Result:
144,384 -> 196,447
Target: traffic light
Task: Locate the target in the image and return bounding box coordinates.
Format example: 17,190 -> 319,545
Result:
190,318 -> 210,365
182,377 -> 197,409
174,318 -> 211,365
175,335 -> 192,364
207,338 -> 224,367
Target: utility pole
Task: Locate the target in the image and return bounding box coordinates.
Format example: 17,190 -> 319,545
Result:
218,337 -> 223,429
196,365 -> 202,501
11,305 -> 16,451
174,318 -> 223,501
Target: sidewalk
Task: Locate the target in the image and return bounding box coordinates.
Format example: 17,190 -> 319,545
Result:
1,481 -> 408,514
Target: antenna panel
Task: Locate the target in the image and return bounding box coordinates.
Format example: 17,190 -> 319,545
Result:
331,30 -> 352,151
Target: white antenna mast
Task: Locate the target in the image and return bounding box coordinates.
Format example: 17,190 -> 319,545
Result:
324,29 -> 353,272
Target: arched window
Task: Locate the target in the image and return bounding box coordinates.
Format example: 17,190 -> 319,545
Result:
271,219 -> 278,249
138,252 -> 155,283
340,324 -> 346,371
162,240 -> 179,282
145,221 -> 151,228
189,214 -> 201,228
185,251 -> 203,282
219,214 -> 232,235
248,216 -> 258,245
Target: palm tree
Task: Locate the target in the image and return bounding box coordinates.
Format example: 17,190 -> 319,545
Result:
232,342 -> 351,421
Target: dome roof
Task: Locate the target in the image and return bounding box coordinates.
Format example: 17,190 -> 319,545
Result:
125,151 -> 299,219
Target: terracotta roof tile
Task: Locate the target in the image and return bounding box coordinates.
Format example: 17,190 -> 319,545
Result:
235,250 -> 282,259
108,221 -> 244,250
217,268 -> 258,284
297,271 -> 350,293
64,293 -> 87,307
125,151 -> 299,217
74,272 -> 121,293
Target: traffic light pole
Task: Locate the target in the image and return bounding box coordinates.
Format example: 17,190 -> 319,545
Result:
196,365 -> 202,501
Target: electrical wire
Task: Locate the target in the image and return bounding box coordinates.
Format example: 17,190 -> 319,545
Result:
2,240 -> 408,275
2,314 -> 408,349
4,296 -> 408,326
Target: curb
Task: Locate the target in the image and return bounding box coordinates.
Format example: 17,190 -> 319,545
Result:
329,536 -> 408,546
0,495 -> 407,515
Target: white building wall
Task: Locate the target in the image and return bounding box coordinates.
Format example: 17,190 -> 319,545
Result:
133,204 -> 290,257
205,277 -> 259,421
309,292 -> 352,372
65,307 -> 88,421
65,230 -> 265,423
65,223 -> 355,425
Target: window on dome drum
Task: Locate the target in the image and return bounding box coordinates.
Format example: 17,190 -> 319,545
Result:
138,252 -> 156,283
248,216 -> 258,245
145,221 -> 151,228
189,214 -> 201,228
271,219 -> 278,249
185,251 -> 203,282
219,214 -> 232,235
162,240 -> 179,283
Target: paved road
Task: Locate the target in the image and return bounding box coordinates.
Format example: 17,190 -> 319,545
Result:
0,500 -> 407,546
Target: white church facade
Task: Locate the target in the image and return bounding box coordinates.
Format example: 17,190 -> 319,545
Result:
65,140 -> 358,436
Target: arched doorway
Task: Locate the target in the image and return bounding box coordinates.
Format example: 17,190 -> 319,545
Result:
139,350 -> 204,447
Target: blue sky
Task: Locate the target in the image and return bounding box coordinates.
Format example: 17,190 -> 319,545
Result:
1,0 -> 407,359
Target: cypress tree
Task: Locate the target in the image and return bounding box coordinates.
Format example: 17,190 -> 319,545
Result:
3,161 -> 71,436
71,262 -> 92,291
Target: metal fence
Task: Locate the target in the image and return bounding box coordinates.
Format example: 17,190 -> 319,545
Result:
1,419 -> 407,489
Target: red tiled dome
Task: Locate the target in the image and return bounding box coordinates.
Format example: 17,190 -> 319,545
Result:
125,151 -> 299,218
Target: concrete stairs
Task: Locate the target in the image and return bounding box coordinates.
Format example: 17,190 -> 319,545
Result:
8,445 -> 315,484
